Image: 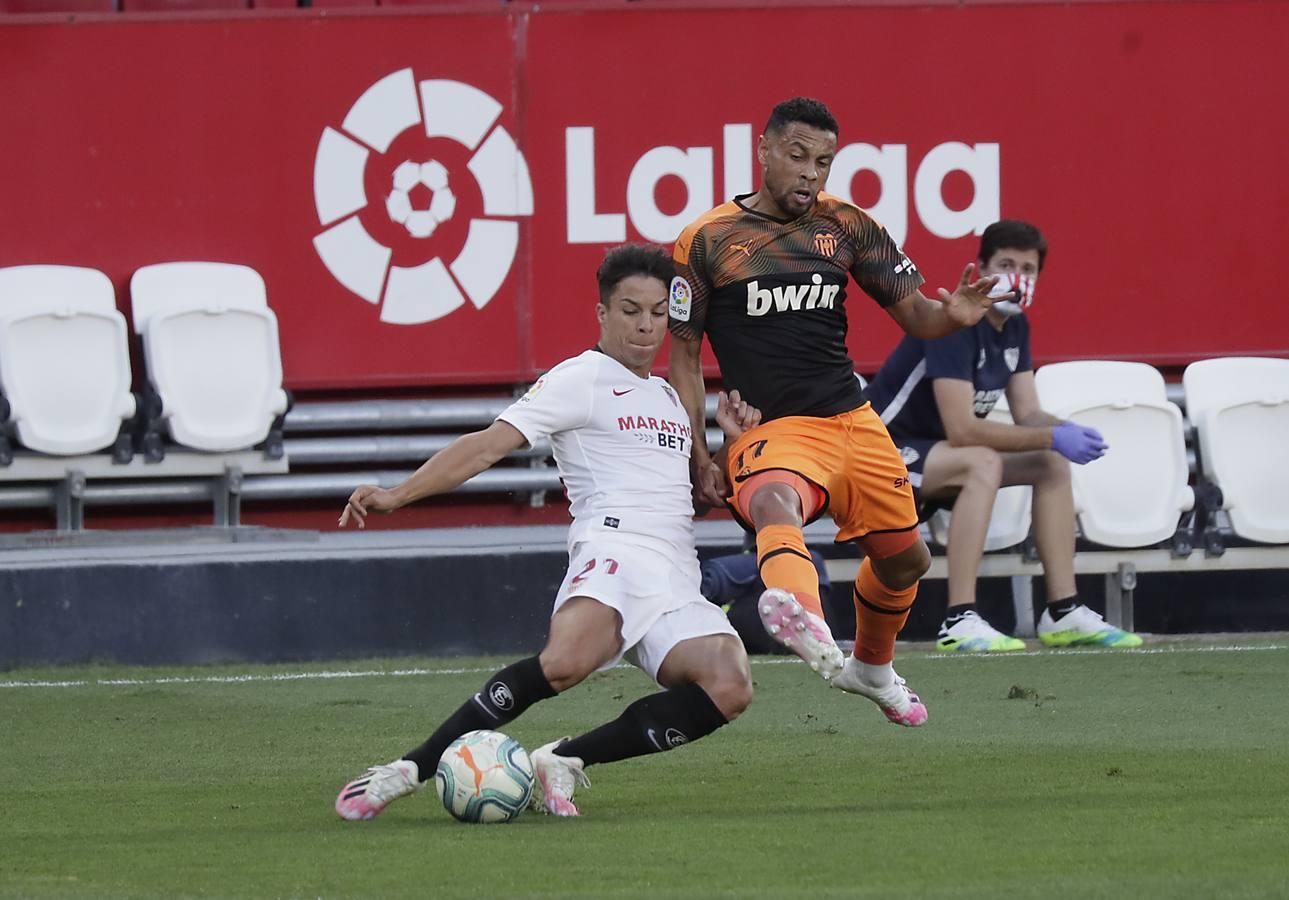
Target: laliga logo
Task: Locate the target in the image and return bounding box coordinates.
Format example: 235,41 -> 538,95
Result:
387,159 -> 456,239
312,70 -> 533,325
567,125 -> 998,248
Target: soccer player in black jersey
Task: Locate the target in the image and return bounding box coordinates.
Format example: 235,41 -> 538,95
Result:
867,219 -> 1140,651
670,97 -> 1008,725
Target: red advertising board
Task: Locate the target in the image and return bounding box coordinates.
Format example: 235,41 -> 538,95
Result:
1,1 -> 1286,392
1,14 -> 526,388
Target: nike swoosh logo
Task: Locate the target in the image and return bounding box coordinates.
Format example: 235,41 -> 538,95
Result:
613,388 -> 634,396
646,728 -> 662,750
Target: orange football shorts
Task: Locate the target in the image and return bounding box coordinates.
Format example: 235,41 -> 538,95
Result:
725,402 -> 918,556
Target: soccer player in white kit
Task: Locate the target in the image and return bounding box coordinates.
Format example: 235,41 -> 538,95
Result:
334,244 -> 756,819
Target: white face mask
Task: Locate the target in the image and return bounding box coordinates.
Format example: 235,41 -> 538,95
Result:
986,272 -> 1036,317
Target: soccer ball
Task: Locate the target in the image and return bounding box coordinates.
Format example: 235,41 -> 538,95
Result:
434,730 -> 534,824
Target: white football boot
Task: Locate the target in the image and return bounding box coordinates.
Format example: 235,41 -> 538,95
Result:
756,588 -> 845,682
831,658 -> 929,727
530,740 -> 590,817
936,608 -> 1025,653
1038,604 -> 1143,648
335,759 -> 421,821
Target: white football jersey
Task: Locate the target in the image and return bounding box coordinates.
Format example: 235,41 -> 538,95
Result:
498,349 -> 696,551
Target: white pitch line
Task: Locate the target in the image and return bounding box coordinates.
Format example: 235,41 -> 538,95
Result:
920,643 -> 1287,660
0,643 -> 1284,690
0,665 -> 498,690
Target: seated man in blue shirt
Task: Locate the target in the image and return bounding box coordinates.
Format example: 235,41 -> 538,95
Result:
867,220 -> 1141,651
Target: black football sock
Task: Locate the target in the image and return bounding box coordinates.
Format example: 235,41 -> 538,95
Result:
1047,596 -> 1080,620
555,682 -> 728,767
402,655 -> 556,780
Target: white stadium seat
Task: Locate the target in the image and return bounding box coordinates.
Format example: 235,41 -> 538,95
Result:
1184,357 -> 1289,544
927,394 -> 1033,551
1036,361 -> 1193,548
0,265 -> 136,455
130,262 -> 288,452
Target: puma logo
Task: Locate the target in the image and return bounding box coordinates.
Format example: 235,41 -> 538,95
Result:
730,241 -> 754,259
455,745 -> 504,797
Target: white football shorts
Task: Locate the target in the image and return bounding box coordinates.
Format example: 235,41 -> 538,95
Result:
552,536 -> 737,683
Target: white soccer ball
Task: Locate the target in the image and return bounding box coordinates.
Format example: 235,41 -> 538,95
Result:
434,730 -> 534,824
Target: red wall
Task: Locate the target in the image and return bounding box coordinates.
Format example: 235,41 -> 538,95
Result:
2,0 -> 1286,392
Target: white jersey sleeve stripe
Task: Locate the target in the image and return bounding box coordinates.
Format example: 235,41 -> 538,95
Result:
879,359 -> 926,425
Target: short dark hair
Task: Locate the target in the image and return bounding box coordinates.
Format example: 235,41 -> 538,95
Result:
596,243 -> 673,304
978,219 -> 1048,271
765,97 -> 839,139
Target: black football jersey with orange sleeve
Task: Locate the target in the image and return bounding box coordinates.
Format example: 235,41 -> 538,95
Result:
670,192 -> 925,422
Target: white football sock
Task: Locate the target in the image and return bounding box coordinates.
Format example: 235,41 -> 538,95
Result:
856,660 -> 894,688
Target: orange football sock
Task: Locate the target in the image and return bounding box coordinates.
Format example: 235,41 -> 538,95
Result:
755,524 -> 823,618
853,557 -> 917,665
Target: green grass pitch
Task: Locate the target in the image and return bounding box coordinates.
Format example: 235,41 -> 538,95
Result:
3,639 -> 1288,899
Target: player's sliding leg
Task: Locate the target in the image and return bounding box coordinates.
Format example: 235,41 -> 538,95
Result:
535,621 -> 752,817
335,598 -> 621,821
832,537 -> 930,727
334,656 -> 558,821
740,474 -> 844,680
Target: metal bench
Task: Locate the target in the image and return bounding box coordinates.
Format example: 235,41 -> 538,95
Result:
0,393 -> 727,529
0,388 -> 1284,635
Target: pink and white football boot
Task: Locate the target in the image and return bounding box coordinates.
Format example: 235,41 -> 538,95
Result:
757,588 -> 845,682
831,657 -> 929,727
530,740 -> 590,817
335,759 -> 421,821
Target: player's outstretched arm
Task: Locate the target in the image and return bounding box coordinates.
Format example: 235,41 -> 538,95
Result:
669,333 -> 726,508
338,421 -> 528,529
886,264 -> 1011,340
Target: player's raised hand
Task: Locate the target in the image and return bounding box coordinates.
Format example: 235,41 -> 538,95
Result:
937,263 -> 1012,327
338,484 -> 402,529
715,389 -> 762,441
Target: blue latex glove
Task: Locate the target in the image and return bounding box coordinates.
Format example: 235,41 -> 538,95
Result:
1051,422 -> 1108,465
